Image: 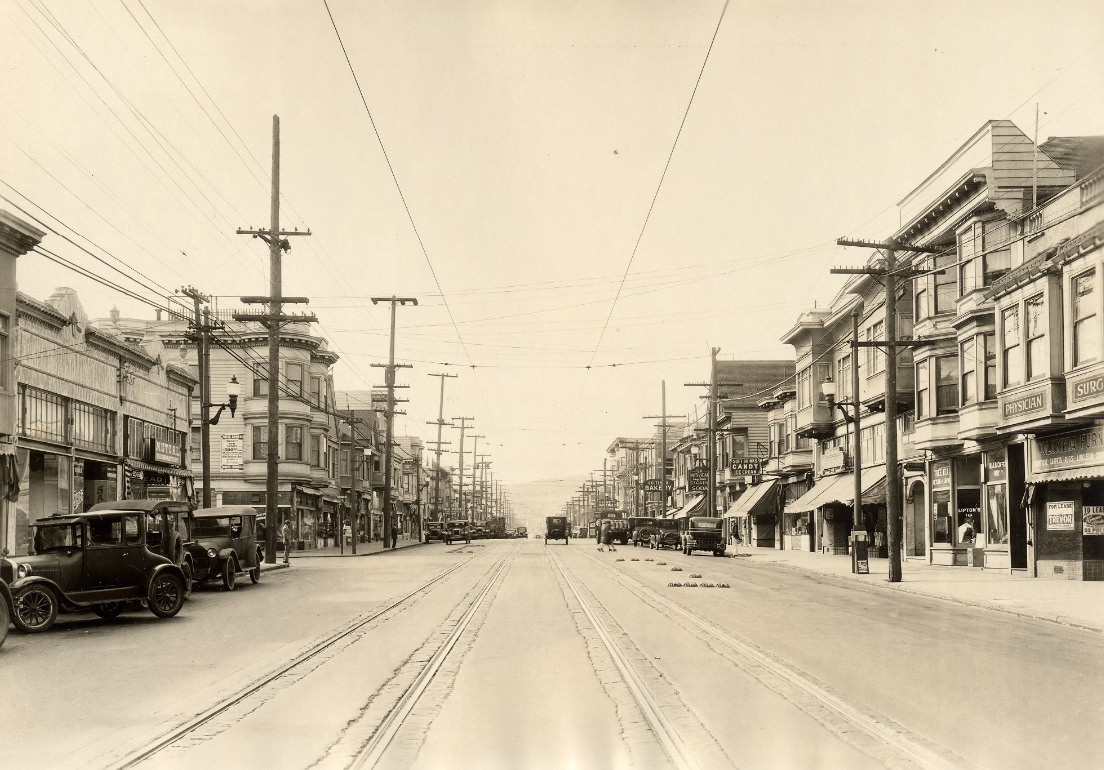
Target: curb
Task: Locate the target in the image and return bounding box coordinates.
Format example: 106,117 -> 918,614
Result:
282,542 -> 428,559
737,556 -> 1104,635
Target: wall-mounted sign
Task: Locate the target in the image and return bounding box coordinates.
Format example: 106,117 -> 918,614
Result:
688,466 -> 710,491
1070,374 -> 1104,403
931,460 -> 952,490
821,447 -> 848,473
149,438 -> 180,465
1002,391 -> 1045,419
984,453 -> 1007,483
642,478 -> 673,491
221,433 -> 244,471
1032,426 -> 1104,474
729,458 -> 762,475
1084,506 -> 1104,536
1046,500 -> 1075,531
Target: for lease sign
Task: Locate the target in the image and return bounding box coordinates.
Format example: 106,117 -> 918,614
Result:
1046,501 -> 1075,531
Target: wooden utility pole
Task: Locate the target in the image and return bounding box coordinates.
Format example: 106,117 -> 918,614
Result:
425,373 -> 456,521
235,116 -> 312,564
468,434 -> 484,519
643,381 -> 674,516
833,237 -> 937,582
343,399 -> 368,555
181,287 -> 212,507
451,417 -> 474,521
370,296 -> 417,549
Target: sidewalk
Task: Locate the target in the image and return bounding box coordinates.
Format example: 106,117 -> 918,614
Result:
259,538 -> 424,572
730,544 -> 1104,633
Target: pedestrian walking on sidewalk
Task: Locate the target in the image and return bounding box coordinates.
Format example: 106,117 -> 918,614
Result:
343,521 -> 352,546
281,520 -> 292,564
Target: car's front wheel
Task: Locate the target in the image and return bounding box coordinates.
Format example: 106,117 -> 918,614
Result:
222,559 -> 237,591
147,572 -> 185,618
181,560 -> 194,599
12,585 -> 58,633
249,550 -> 262,584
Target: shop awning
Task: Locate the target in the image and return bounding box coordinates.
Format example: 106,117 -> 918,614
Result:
671,494 -> 705,519
123,459 -> 193,478
725,479 -> 778,518
1028,467 -> 1101,483
783,467 -> 887,514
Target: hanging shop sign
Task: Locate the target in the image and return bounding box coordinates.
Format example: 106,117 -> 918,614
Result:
1031,426 -> 1104,474
688,466 -> 710,492
642,478 -> 673,491
1045,501 -> 1075,531
1084,506 -> 1104,536
729,458 -> 762,475
221,433 -> 245,471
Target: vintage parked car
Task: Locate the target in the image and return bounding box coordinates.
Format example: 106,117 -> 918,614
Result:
1,510 -> 187,633
186,506 -> 264,590
445,520 -> 471,545
89,499 -> 194,594
471,525 -> 488,540
545,516 -> 569,544
628,517 -> 657,547
649,519 -> 681,550
607,518 -> 629,545
424,521 -> 447,543
0,579 -> 13,648
681,516 -> 727,557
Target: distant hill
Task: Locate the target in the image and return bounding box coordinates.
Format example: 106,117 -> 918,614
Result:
506,475 -> 588,533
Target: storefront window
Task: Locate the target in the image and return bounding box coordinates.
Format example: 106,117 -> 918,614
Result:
986,485 -> 1008,545
955,457 -> 981,546
931,460 -> 952,544
1073,269 -> 1099,367
21,386 -> 67,443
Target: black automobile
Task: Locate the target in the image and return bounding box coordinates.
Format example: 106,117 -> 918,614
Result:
649,519 -> 681,550
545,516 -> 569,544
186,506 -> 264,590
424,521 -> 447,543
628,517 -> 657,547
681,516 -> 726,557
0,579 -> 13,648
445,520 -> 471,545
471,525 -> 488,540
89,498 -> 194,594
1,511 -> 187,633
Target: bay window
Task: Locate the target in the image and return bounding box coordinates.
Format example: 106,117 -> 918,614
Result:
934,254 -> 957,314
916,359 -> 929,419
983,333 -> 996,400
961,338 -> 978,405
1073,269 -> 1099,367
285,425 -> 303,461
252,425 -> 267,461
1024,295 -> 1046,381
1002,306 -> 1022,388
286,362 -> 303,396
867,320 -> 885,375
935,355 -> 958,414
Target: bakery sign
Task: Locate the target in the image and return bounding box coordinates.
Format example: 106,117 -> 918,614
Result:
1031,426 -> 1104,474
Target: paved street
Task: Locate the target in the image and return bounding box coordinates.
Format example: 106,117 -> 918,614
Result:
3,538 -> 1101,769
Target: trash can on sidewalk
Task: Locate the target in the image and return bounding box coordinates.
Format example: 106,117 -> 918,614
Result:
851,531 -> 869,574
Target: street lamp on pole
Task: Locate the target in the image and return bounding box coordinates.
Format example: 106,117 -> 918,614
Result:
819,304 -> 867,574
200,374 -> 240,509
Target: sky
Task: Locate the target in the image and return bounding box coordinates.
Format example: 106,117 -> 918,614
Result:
3,0 -> 1104,495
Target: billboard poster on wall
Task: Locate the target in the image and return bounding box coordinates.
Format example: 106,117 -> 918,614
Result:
1046,501 -> 1075,531
1084,506 -> 1104,536
221,433 -> 244,471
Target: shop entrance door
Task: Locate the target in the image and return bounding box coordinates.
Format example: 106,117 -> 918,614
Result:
1008,444 -> 1027,569
909,490 -> 926,557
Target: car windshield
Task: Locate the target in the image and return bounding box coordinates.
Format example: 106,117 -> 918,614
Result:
33,523 -> 81,552
191,517 -> 234,537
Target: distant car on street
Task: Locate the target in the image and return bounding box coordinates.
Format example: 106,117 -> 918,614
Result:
424,521 -> 447,543
1,510 -> 187,633
445,520 -> 471,545
649,519 -> 680,550
629,517 -> 656,547
516,526 -> 528,539
681,516 -> 726,557
471,525 -> 488,540
186,506 -> 264,590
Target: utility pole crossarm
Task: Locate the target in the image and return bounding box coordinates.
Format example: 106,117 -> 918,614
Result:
836,237 -> 938,254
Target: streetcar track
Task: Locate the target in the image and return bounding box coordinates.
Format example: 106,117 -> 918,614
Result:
547,548 -> 706,770
578,548 -> 970,770
330,550 -> 516,769
109,554 -> 482,770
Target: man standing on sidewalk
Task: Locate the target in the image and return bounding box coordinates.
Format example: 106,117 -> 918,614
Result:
281,520 -> 292,564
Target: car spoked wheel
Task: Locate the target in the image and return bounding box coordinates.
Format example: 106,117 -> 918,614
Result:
13,585 -> 59,633
92,602 -> 125,620
147,573 -> 185,618
222,559 -> 237,591
249,552 -> 261,584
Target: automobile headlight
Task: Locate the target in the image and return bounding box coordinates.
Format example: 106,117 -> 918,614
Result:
17,563 -> 33,579
207,548 -> 218,558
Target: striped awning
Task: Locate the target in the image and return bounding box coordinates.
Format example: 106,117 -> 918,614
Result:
725,479 -> 778,518
671,494 -> 705,520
